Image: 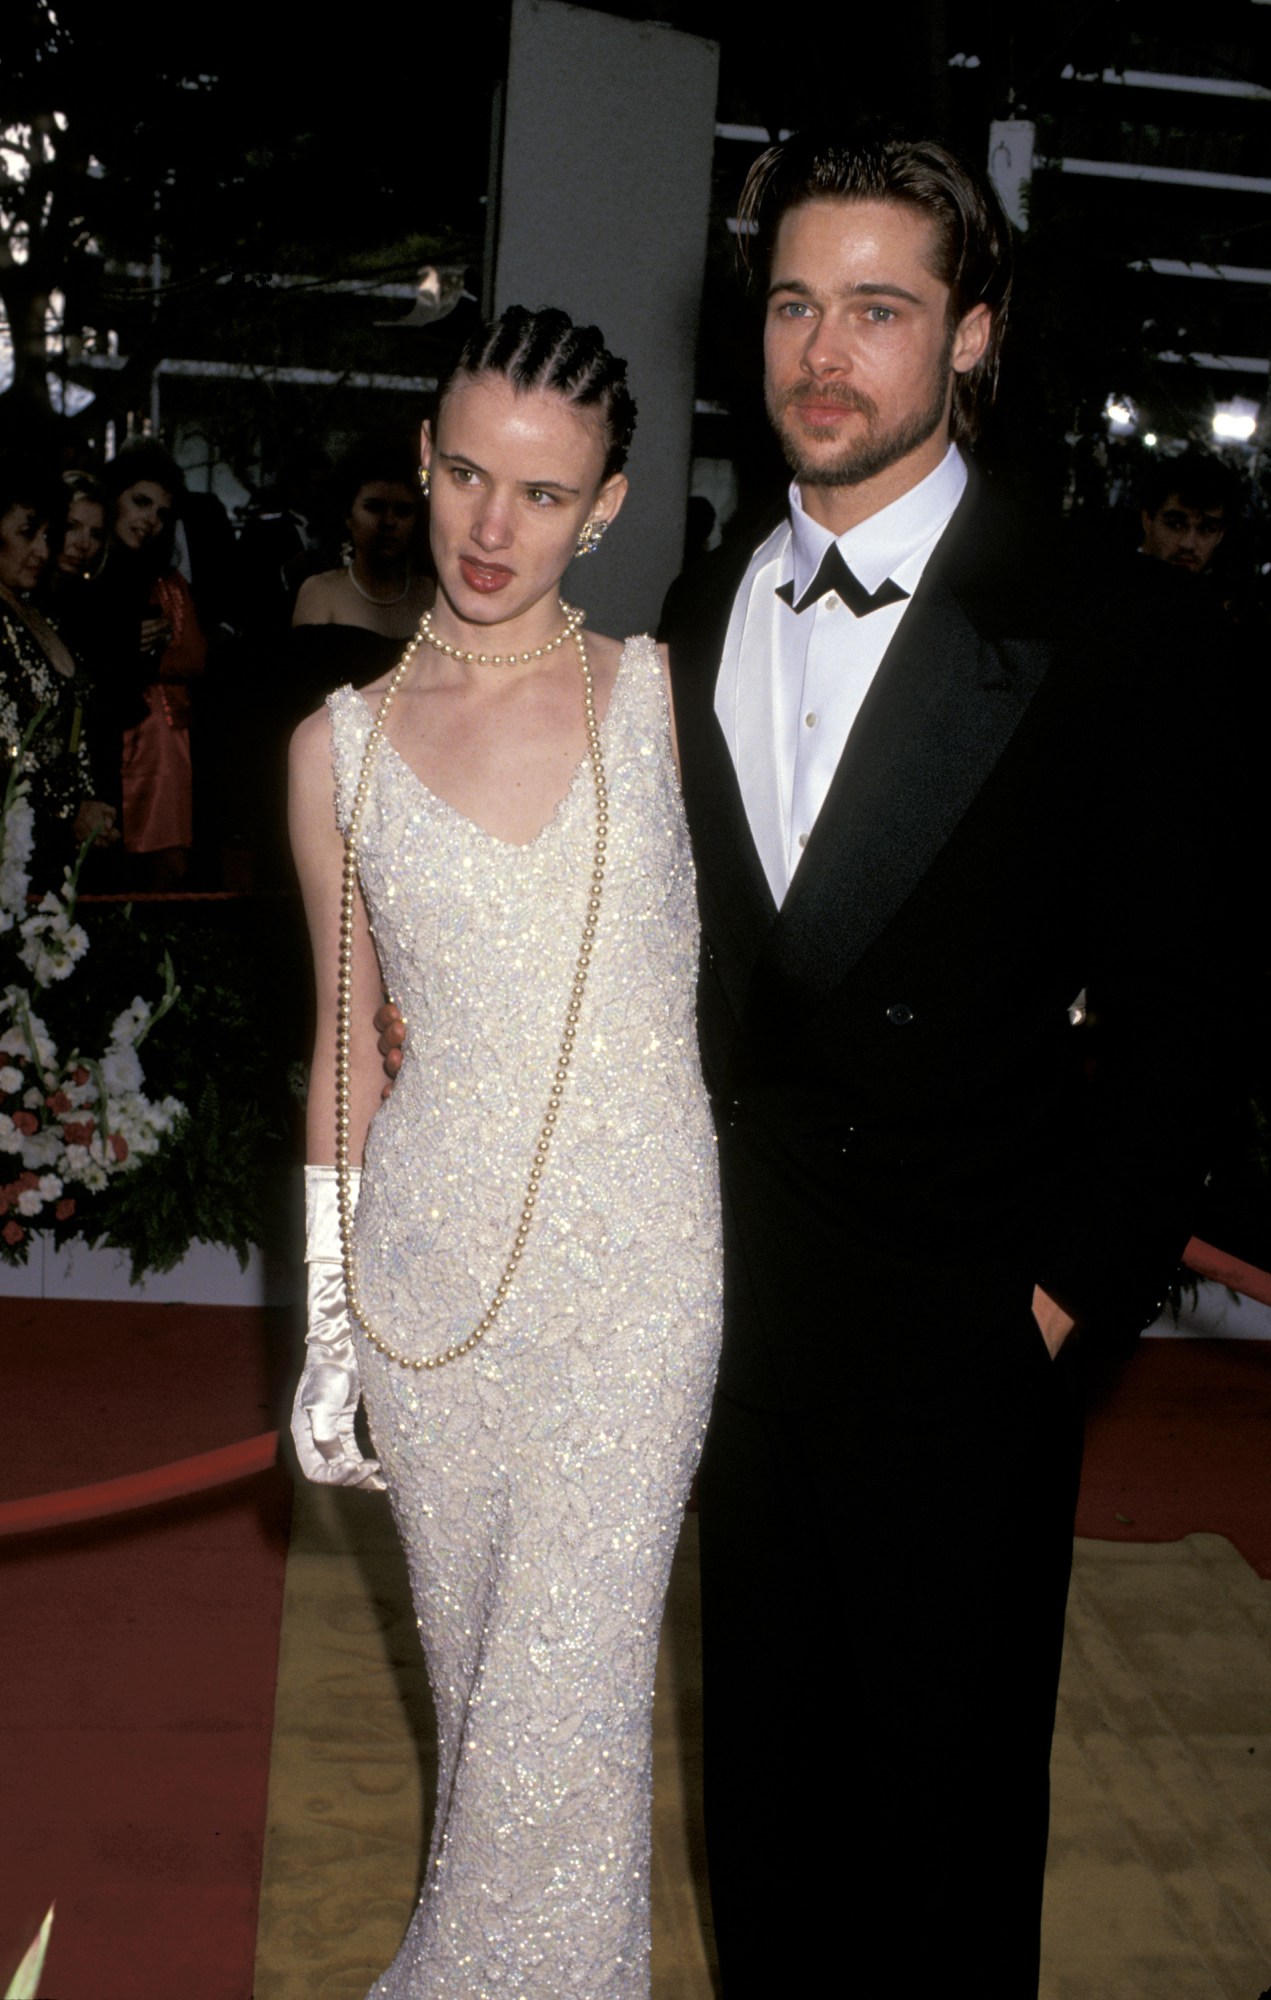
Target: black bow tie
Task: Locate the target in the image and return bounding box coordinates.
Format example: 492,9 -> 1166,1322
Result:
776,543 -> 910,617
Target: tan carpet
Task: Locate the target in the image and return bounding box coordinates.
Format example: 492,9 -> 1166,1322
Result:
255,1495 -> 1271,1998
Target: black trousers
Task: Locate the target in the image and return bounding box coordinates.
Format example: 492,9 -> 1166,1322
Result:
697,1312 -> 1084,1999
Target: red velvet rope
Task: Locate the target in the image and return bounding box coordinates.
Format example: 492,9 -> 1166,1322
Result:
1183,1237 -> 1271,1310
0,1431 -> 279,1538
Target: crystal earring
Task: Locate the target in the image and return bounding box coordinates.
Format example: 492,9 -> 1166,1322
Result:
418,465 -> 431,497
575,518 -> 607,559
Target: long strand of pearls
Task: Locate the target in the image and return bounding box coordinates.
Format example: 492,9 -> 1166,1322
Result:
334,614 -> 607,1370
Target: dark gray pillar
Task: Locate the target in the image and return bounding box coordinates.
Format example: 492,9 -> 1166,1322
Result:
492,0 -> 719,637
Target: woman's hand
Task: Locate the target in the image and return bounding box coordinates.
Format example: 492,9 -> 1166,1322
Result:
140,614 -> 172,655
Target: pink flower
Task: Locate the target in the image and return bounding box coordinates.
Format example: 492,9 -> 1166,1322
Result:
3,1220 -> 25,1245
62,1120 -> 94,1146
109,1133 -> 129,1163
46,1090 -> 72,1114
55,1197 -> 75,1221
12,1111 -> 38,1137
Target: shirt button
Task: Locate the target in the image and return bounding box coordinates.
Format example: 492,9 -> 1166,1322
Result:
805,711 -> 818,728
887,1002 -> 914,1026
798,832 -> 809,849
825,595 -> 840,612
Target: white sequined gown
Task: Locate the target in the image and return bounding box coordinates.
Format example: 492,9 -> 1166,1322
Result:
327,635 -> 722,2000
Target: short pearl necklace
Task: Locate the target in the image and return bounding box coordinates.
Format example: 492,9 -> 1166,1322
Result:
345,560 -> 411,607
418,602 -> 584,667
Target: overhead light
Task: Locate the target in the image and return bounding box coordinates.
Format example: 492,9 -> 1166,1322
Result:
1104,395 -> 1137,435
1212,397 -> 1258,442
1144,431 -> 1158,446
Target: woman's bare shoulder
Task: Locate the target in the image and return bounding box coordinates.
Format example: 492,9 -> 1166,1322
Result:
290,698 -> 334,766
292,569 -> 344,627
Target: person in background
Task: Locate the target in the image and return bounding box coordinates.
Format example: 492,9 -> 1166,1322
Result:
57,471 -> 109,586
0,456 -> 117,885
98,440 -> 207,890
1139,451 -> 1237,575
290,439 -> 433,698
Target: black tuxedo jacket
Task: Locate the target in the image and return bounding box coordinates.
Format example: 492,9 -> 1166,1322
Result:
663,477 -> 1232,1409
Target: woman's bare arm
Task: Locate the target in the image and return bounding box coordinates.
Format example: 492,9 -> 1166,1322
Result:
288,705 -> 385,1165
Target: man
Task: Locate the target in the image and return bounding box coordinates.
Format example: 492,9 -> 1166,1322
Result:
1139,450 -> 1236,573
660,131 -> 1223,1995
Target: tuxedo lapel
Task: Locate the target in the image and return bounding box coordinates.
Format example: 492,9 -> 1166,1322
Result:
761,553 -> 1053,1002
668,548 -> 778,977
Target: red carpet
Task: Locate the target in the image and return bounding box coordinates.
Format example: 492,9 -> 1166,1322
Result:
0,1301 -> 294,2000
1,1297 -> 1267,1997
1078,1336 -> 1271,1577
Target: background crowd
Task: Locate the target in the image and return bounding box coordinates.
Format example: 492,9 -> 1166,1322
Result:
0,430 -> 435,900
1,417 -> 1267,910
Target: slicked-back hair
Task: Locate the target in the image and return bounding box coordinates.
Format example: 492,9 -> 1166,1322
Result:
441,306 -> 637,480
738,129 -> 1013,445
1140,450 -> 1239,520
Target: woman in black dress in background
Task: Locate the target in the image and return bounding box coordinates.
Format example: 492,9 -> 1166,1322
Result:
290,439 -> 433,698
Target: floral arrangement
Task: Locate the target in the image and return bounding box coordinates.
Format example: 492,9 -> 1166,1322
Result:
0,710 -> 185,1256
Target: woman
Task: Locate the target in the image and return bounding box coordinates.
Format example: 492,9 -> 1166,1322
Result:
57,471 -> 109,585
289,308 -> 721,2000
290,440 -> 433,697
0,456 -> 116,884
98,441 -> 206,890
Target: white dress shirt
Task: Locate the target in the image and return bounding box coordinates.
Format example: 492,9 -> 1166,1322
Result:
714,444 -> 968,906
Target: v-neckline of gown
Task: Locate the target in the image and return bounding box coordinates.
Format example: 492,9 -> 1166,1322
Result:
370,636 -> 635,854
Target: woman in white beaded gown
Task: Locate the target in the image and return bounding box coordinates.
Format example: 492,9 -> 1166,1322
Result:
288,307 -> 722,2000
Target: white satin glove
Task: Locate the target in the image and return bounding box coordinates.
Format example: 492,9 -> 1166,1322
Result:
291,1165 -> 387,1491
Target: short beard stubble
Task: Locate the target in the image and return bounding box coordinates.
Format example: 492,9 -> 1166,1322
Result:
767,325 -> 956,490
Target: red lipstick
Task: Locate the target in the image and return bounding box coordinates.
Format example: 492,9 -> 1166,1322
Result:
459,555 -> 514,594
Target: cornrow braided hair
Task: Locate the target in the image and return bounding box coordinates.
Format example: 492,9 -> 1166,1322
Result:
443,306 -> 637,479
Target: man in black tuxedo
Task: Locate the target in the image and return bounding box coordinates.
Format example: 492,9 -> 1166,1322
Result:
661,132 -> 1224,1996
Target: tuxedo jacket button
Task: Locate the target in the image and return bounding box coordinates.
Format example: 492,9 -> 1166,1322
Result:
887,1002 -> 914,1026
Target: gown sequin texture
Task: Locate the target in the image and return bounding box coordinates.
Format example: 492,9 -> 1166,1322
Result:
326,635 -> 722,2000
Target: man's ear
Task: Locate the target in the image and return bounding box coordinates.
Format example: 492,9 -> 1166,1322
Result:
951,302 -> 992,376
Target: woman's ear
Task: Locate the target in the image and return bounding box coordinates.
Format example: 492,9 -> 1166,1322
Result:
590,470 -> 629,530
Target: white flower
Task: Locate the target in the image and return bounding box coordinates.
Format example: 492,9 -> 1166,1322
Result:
36,1173 -> 62,1201
109,998 -> 152,1045
0,1114 -> 20,1154
20,1129 -> 62,1170
100,1046 -> 143,1095
16,1188 -> 44,1217
0,1065 -> 20,1092
22,1087 -> 41,1110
